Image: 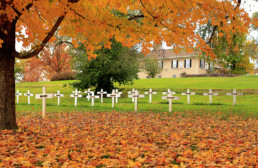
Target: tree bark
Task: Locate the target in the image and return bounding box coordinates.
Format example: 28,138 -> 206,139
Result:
0,20 -> 18,130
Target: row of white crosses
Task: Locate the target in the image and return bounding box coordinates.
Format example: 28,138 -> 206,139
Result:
16,90 -> 63,105
128,88 -> 156,104
16,88 -> 244,116
69,88 -> 122,107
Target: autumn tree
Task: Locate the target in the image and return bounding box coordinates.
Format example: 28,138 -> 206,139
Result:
197,18 -> 257,74
0,0 -> 254,129
24,37 -> 73,81
24,56 -> 44,82
39,41 -> 72,80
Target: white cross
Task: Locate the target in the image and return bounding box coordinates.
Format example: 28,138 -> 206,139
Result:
144,88 -> 157,103
24,90 -> 33,105
35,87 -> 54,118
87,92 -> 100,107
54,90 -> 64,106
84,88 -> 93,101
70,89 -> 82,106
107,89 -> 121,108
162,89 -> 176,96
115,89 -> 122,103
128,90 -> 145,112
15,90 -> 22,104
203,89 -> 218,104
181,89 -> 195,104
226,89 -> 243,106
162,91 -> 180,112
128,88 -> 136,103
97,89 -> 107,103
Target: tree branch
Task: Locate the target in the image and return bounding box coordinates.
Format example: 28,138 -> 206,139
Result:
206,25 -> 218,44
15,14 -> 66,59
234,0 -> 242,10
128,15 -> 145,21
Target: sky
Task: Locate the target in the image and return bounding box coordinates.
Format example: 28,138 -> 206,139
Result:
245,0 -> 258,41
16,1 -> 258,52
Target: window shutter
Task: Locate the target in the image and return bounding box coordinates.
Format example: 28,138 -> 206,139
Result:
162,61 -> 163,68
200,59 -> 201,68
171,61 -> 173,68
184,60 -> 186,68
190,59 -> 192,68
176,60 -> 178,68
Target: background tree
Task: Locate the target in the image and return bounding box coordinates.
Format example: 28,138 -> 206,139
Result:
14,59 -> 25,82
143,58 -> 162,78
197,19 -> 255,74
24,40 -> 72,81
252,12 -> 258,31
0,0 -> 254,129
40,42 -> 72,80
72,39 -> 141,92
24,57 -> 44,82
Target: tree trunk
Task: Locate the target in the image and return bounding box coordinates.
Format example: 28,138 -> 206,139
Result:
0,18 -> 18,130
0,50 -> 18,130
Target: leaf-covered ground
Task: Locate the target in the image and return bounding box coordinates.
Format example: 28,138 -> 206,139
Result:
0,112 -> 257,167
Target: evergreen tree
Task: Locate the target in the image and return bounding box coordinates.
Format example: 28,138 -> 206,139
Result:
71,39 -> 141,92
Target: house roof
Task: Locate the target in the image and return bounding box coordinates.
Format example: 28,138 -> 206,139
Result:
146,48 -> 198,59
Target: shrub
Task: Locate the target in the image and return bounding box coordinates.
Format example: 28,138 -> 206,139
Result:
180,72 -> 187,77
51,71 -> 77,81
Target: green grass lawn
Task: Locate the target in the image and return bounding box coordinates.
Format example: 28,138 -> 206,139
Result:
119,75 -> 258,89
16,75 -> 258,118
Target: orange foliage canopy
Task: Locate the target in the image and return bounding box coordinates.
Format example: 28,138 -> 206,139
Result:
0,0 -> 254,59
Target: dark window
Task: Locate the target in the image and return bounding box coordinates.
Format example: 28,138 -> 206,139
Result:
185,59 -> 191,68
172,60 -> 178,68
